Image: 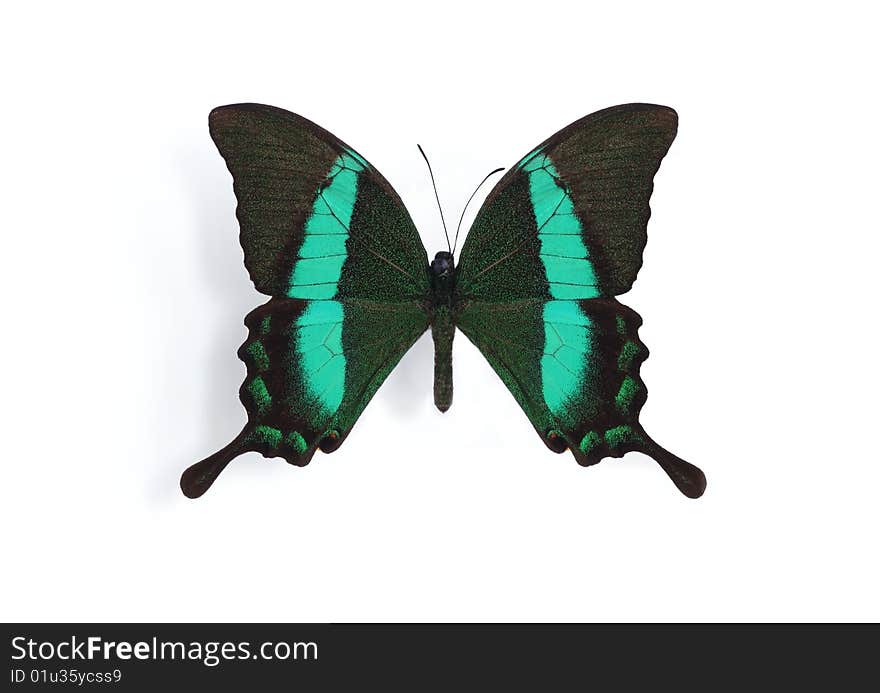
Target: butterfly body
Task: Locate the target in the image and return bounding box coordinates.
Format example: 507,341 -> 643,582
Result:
429,250 -> 456,412
180,103 -> 707,499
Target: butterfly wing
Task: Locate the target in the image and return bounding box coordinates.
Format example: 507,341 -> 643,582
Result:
182,104 -> 430,497
454,104 -> 706,497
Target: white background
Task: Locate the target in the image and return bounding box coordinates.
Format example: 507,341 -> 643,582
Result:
2,1 -> 878,622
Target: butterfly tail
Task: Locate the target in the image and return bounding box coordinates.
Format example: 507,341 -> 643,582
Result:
180,428 -> 249,499
637,430 -> 707,499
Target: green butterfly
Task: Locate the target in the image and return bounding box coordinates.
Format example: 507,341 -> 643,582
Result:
181,103 -> 707,499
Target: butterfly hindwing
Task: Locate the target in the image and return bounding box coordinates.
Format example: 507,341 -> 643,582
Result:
234,297 -> 428,451
182,104 -> 430,497
455,104 -> 706,497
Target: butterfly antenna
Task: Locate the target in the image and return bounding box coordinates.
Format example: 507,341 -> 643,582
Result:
417,144 -> 451,253
452,166 -> 505,256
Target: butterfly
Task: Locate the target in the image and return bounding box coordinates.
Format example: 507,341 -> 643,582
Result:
180,103 -> 707,499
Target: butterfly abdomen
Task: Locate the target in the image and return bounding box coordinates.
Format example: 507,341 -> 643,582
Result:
431,307 -> 454,412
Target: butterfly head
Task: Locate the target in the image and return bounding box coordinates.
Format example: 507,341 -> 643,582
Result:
430,251 -> 454,279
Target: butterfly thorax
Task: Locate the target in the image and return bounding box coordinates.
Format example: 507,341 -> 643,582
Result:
429,251 -> 455,412
429,250 -> 455,307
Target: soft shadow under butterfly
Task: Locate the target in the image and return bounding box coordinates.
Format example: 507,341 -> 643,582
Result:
181,103 -> 707,499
